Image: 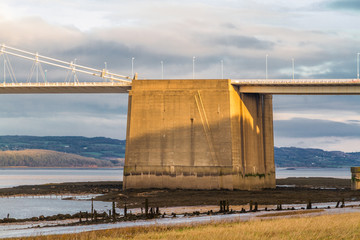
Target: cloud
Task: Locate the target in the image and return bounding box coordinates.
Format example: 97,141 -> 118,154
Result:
327,0 -> 360,11
1,1 -> 359,80
0,94 -> 128,117
0,115 -> 128,139
0,94 -> 129,139
274,95 -> 360,113
211,35 -> 275,50
274,118 -> 360,138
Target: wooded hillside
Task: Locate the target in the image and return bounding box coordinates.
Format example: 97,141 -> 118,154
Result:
0,149 -> 114,168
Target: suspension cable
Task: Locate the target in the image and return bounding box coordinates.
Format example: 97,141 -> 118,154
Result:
0,44 -> 132,83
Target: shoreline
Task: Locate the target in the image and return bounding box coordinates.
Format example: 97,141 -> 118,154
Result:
1,177 -> 360,238
0,177 -> 356,206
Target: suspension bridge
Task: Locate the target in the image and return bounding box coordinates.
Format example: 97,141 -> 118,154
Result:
2,44 -> 360,191
1,44 -> 360,94
0,44 -> 131,93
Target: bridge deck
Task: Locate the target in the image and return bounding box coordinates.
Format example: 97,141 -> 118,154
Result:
232,79 -> 360,94
0,79 -> 360,94
0,82 -> 131,94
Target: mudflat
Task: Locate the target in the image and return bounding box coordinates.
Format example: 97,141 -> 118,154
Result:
0,178 -> 357,208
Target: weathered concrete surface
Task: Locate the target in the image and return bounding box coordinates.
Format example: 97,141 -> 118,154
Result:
351,167 -> 360,190
124,79 -> 275,190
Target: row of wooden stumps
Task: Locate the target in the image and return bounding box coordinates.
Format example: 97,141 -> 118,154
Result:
142,199 -> 161,218
219,199 -> 347,213
80,198 -> 163,224
219,200 -> 259,213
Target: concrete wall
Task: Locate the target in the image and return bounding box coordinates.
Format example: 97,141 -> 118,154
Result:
351,167 -> 360,190
124,79 -> 275,190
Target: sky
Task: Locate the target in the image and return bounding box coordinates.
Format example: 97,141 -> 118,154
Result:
0,0 -> 360,151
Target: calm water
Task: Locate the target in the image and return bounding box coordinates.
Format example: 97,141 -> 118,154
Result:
0,168 -> 123,220
0,195 -> 112,219
0,167 -> 350,189
0,168 -> 123,188
276,167 -> 351,179
0,167 -> 349,189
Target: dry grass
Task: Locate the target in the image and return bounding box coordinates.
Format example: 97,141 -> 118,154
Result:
258,209 -> 324,217
11,212 -> 360,240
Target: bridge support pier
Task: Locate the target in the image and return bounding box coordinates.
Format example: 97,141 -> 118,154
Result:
124,79 -> 275,190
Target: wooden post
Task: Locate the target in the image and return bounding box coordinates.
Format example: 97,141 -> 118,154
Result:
145,199 -> 149,216
112,201 -> 116,221
307,200 -> 312,209
124,202 -> 128,217
91,198 -> 94,220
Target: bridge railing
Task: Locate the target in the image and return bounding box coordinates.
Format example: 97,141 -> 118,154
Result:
0,82 -> 132,87
231,79 -> 360,85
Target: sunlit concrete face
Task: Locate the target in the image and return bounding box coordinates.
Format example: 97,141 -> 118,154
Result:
124,79 -> 275,190
351,167 -> 360,190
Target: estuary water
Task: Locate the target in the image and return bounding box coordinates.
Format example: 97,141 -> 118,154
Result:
0,168 -> 124,220
0,168 -> 123,188
0,167 -> 350,189
0,195 -> 111,219
276,167 -> 351,179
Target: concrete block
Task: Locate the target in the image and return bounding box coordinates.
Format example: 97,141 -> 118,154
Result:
124,79 -> 275,190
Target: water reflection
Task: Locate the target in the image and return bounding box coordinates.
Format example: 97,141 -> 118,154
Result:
0,168 -> 123,188
276,167 -> 350,179
0,195 -> 110,219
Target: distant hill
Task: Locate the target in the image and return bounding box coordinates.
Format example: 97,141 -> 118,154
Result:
275,147 -> 360,168
0,136 -> 125,162
0,136 -> 359,168
0,149 -> 114,168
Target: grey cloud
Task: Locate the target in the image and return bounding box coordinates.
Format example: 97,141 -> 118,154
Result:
0,115 -> 128,139
0,94 -> 128,118
328,0 -> 360,10
274,95 -> 360,113
347,120 -> 360,123
212,35 -> 275,50
221,23 -> 237,29
1,14 -> 359,80
274,118 -> 360,138
0,94 -> 129,139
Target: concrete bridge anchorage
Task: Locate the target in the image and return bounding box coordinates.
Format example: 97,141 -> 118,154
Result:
124,79 -> 275,190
